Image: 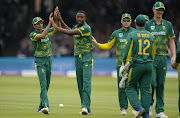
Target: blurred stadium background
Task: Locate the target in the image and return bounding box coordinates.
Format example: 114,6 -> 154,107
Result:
0,0 -> 178,76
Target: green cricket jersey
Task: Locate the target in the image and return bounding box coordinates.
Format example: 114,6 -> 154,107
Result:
145,18 -> 175,56
123,28 -> 155,65
109,27 -> 135,67
29,27 -> 55,57
72,22 -> 92,56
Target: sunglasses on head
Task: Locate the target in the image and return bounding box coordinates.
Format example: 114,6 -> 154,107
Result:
156,8 -> 164,11
123,19 -> 131,22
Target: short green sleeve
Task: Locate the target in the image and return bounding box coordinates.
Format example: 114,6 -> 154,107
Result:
48,27 -> 55,36
78,26 -> 91,36
168,21 -> 175,39
108,31 -> 116,42
29,32 -> 38,41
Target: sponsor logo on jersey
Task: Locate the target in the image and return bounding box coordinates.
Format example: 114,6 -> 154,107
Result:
162,26 -> 166,30
151,31 -> 166,36
74,35 -> 80,37
119,33 -> 123,37
150,26 -> 155,30
120,39 -> 126,42
41,38 -> 49,42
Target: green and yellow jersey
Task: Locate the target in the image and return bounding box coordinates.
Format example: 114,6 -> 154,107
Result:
145,18 -> 175,56
123,28 -> 155,65
72,22 -> 92,56
29,27 -> 55,57
98,27 -> 135,67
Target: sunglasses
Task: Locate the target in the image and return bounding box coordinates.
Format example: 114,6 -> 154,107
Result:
123,19 -> 131,22
156,8 -> 165,11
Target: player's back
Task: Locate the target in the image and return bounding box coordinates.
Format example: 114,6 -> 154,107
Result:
128,28 -> 155,64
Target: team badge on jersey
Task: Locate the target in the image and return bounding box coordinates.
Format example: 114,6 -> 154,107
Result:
150,26 -> 155,30
162,26 -> 166,30
119,33 -> 123,37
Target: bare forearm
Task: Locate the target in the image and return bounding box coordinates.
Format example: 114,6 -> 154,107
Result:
54,27 -> 77,35
41,22 -> 51,38
61,20 -> 71,29
169,39 -> 176,57
54,18 -> 61,28
94,42 -> 100,47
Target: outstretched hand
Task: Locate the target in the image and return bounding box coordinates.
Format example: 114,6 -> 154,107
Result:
91,36 -> 99,47
54,6 -> 62,21
48,12 -> 57,28
49,12 -> 53,23
51,18 -> 57,29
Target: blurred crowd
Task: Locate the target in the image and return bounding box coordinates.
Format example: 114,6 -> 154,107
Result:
0,0 -> 179,58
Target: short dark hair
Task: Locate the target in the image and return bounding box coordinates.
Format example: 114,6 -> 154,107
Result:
77,10 -> 87,17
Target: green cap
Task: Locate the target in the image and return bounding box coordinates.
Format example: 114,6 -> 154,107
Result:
143,15 -> 149,21
153,1 -> 165,10
135,14 -> 146,26
32,17 -> 44,25
121,13 -> 131,20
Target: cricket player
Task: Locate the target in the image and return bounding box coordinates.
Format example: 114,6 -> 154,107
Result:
91,13 -> 135,115
122,14 -> 155,118
52,9 -> 93,115
29,7 -> 60,114
171,33 -> 180,118
144,2 -> 176,118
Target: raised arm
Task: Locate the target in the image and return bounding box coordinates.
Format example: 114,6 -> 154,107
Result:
51,18 -> 80,35
35,13 -> 53,40
91,36 -> 100,47
55,6 -> 71,30
91,35 -> 115,50
54,6 -> 61,28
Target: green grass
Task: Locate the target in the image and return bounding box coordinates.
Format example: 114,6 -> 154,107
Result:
0,76 -> 179,118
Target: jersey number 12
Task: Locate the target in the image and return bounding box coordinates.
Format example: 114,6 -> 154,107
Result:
138,39 -> 150,56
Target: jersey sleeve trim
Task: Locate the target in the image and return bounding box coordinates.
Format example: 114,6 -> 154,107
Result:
78,28 -> 90,36
168,35 -> 176,40
30,33 -> 38,41
48,28 -> 55,36
125,40 -> 133,64
30,38 -> 37,41
98,37 -> 116,50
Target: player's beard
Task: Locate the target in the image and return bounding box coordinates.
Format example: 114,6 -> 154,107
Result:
123,24 -> 130,28
155,11 -> 163,19
36,26 -> 43,32
36,27 -> 43,32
